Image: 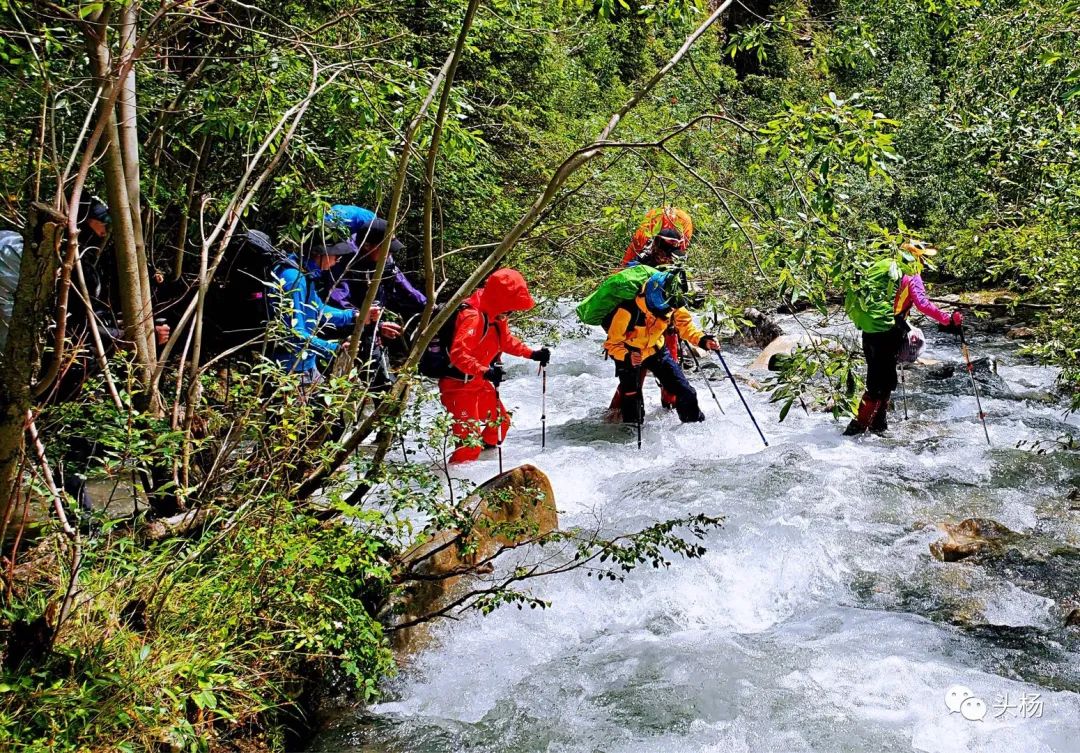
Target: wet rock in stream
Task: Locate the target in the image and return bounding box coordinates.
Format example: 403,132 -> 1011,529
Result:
918,355 -> 1017,399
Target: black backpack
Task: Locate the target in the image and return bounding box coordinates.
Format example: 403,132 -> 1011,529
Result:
206,230 -> 297,353
418,303 -> 492,379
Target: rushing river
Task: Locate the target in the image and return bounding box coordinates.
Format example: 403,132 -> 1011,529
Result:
313,311 -> 1080,753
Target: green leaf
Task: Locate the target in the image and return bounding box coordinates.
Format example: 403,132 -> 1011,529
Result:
78,2 -> 104,19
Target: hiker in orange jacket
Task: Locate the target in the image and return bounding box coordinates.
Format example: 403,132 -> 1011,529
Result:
438,269 -> 550,463
611,207 -> 694,415
605,270 -> 720,424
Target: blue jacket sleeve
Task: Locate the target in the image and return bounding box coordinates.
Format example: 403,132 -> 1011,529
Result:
307,280 -> 356,356
275,267 -> 355,359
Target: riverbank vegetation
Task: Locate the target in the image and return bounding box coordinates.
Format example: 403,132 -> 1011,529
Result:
0,0 -> 1076,750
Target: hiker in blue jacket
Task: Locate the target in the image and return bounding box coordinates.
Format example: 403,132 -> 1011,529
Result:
270,240 -> 358,385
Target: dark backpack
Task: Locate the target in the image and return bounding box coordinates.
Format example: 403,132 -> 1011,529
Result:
206,230 -> 297,353
418,303 -> 491,379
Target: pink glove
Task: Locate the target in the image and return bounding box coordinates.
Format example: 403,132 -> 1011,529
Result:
950,310 -> 963,327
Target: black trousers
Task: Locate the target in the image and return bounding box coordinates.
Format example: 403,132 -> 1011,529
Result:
615,348 -> 704,423
862,325 -> 905,399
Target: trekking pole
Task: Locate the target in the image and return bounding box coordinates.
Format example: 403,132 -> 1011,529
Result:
900,363 -> 909,420
539,363 -> 547,449
367,306 -> 382,367
635,364 -> 644,450
959,326 -> 991,445
714,350 -> 769,448
495,361 -> 505,474
680,339 -> 725,416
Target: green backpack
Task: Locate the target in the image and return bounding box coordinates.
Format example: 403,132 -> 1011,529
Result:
575,265 -> 657,326
844,258 -> 901,334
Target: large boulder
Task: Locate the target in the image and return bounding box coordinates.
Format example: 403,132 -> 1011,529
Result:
1006,326 -> 1037,340
919,355 -> 1015,399
930,518 -> 1020,562
934,290 -> 1018,308
929,517 -> 1080,627
390,464 -> 558,655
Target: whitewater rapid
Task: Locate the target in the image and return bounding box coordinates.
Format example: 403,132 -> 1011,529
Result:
314,310 -> 1080,753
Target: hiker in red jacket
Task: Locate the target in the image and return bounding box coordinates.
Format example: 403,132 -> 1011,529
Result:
438,269 -> 550,464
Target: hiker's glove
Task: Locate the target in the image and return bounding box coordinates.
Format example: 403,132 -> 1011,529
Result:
698,334 -> 720,351
378,321 -> 402,340
483,364 -> 505,387
939,311 -> 964,335
530,347 -> 551,367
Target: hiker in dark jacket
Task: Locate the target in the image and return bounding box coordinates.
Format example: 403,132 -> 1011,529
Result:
323,204 -> 427,321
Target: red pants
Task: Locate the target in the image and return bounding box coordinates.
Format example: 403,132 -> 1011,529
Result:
438,376 -> 511,463
610,332 -> 680,411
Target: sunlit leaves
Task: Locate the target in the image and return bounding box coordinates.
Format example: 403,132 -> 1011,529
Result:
756,92 -> 901,219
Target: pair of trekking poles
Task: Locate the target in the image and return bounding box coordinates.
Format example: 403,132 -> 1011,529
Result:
630,341 -> 769,449
897,325 -> 991,445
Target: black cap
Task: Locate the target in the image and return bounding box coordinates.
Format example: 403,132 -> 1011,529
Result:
77,195 -> 110,226
324,240 -> 357,257
355,218 -> 404,255
304,239 -> 356,257
355,218 -> 388,247
243,229 -> 275,255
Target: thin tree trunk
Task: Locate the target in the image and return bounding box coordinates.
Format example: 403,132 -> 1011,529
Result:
119,3 -> 155,349
419,0 -> 481,331
344,0 -> 481,364
0,206 -> 64,535
174,133 -> 210,281
89,31 -> 157,401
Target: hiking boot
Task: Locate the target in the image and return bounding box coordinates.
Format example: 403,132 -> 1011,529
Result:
870,410 -> 888,433
869,391 -> 891,432
843,419 -> 867,436
844,393 -> 878,437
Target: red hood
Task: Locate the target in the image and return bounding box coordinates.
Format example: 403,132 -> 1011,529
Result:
468,268 -> 535,316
